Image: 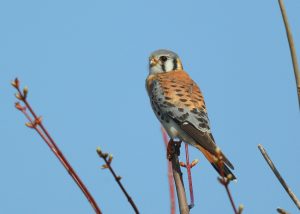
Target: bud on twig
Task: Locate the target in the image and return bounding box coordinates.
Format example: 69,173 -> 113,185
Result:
226,174 -> 233,180
15,93 -> 22,100
191,159 -> 199,168
101,164 -> 108,169
35,116 -> 42,125
218,176 -> 228,185
23,86 -> 28,99
96,147 -> 102,156
238,204 -> 244,214
108,154 -> 113,164
11,78 -> 19,88
179,162 -> 186,167
15,102 -> 26,111
25,122 -> 34,128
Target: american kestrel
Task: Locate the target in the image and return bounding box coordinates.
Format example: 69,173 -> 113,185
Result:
146,49 -> 235,180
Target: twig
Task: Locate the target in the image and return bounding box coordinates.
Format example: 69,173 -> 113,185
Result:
161,128 -> 176,214
169,139 -> 190,214
277,207 -> 290,214
258,144 -> 300,209
216,149 -> 241,214
184,144 -> 195,209
96,148 -> 139,214
278,0 -> 300,108
12,78 -> 102,214
223,180 -> 238,214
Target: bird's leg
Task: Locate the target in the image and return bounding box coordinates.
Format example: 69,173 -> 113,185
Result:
167,139 -> 175,160
167,139 -> 182,160
174,140 -> 182,156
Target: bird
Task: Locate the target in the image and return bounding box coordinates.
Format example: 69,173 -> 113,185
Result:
146,49 -> 236,180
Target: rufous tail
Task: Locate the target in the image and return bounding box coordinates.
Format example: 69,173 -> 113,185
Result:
198,146 -> 236,180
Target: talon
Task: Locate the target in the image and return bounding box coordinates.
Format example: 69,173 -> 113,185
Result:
174,140 -> 182,156
167,140 -> 175,160
167,140 -> 182,160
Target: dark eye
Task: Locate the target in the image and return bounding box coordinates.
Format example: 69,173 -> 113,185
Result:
159,56 -> 168,62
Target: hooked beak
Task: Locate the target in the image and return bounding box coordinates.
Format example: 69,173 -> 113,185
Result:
150,57 -> 159,67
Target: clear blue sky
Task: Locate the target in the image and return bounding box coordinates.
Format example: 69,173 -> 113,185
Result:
1,0 -> 299,213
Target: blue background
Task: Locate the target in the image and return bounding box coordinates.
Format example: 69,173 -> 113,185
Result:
1,0 -> 299,213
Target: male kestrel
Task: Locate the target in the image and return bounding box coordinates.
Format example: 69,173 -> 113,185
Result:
146,49 -> 235,180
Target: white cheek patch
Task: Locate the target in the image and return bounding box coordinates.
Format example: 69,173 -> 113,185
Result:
164,59 -> 174,72
149,58 -> 175,74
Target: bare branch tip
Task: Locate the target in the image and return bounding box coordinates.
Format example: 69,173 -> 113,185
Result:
277,207 -> 290,214
96,147 -> 103,156
11,78 -> 20,88
238,204 -> 244,214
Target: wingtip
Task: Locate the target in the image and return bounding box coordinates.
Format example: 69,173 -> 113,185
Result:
211,162 -> 236,181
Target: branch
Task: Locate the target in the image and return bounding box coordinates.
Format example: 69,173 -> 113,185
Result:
96,148 -> 139,214
179,144 -> 199,209
161,128 -> 176,214
216,148 -> 243,214
184,144 -> 195,209
168,139 -> 190,214
258,144 -> 300,210
277,207 -> 290,214
12,78 -> 102,214
277,0 -> 300,108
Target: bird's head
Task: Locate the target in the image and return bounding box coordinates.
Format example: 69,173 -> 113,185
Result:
149,49 -> 183,74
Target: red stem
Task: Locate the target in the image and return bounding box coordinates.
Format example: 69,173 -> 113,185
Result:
161,128 -> 176,214
185,144 -> 194,208
224,183 -> 238,214
217,155 -> 238,214
16,88 -> 102,214
168,160 -> 176,214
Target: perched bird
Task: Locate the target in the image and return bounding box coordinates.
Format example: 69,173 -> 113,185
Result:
146,49 -> 236,180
